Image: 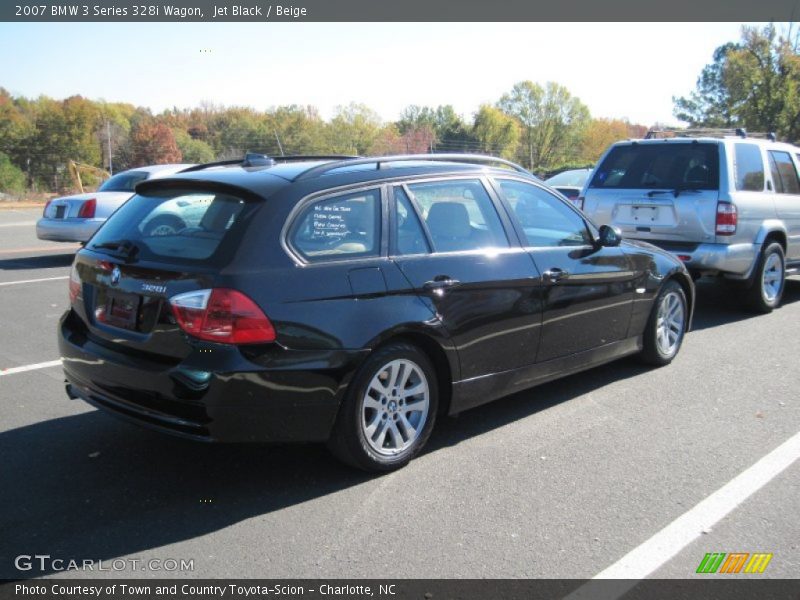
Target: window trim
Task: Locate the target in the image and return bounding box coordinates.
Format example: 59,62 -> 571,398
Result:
395,176 -> 517,256
388,185 -> 432,257
490,176 -> 597,250
282,183 -> 386,266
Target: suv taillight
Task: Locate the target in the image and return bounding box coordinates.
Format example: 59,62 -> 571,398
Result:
716,202 -> 737,236
68,263 -> 81,303
169,288 -> 276,344
77,198 -> 96,218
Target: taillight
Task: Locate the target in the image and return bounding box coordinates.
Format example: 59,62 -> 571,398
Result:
77,198 -> 96,218
716,202 -> 737,236
169,288 -> 276,345
43,199 -> 54,217
68,263 -> 81,303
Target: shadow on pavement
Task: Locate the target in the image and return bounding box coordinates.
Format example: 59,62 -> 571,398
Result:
0,253 -> 75,271
689,277 -> 800,331
0,357 -> 649,578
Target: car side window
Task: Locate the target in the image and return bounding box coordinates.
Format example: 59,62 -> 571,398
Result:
290,188 -> 380,261
393,187 -> 430,255
405,179 -> 508,253
768,151 -> 800,195
734,143 -> 765,191
498,179 -> 592,248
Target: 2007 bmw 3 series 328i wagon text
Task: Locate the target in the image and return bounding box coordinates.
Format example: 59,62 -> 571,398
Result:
59,154 -> 694,471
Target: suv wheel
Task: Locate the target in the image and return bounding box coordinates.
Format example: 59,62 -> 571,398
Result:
639,280 -> 687,366
746,242 -> 785,313
327,342 -> 438,471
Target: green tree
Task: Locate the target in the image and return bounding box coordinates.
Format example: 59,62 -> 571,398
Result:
175,129 -> 215,164
473,105 -> 520,159
674,24 -> 800,142
326,103 -> 382,155
0,152 -> 26,195
498,81 -> 590,171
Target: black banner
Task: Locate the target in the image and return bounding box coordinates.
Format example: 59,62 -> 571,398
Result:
1,0 -> 798,22
2,580 -> 800,600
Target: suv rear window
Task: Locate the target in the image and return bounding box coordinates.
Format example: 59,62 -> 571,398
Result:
88,189 -> 250,263
590,143 -> 719,190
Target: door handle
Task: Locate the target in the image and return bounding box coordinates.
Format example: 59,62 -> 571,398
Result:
423,276 -> 461,291
542,268 -> 569,283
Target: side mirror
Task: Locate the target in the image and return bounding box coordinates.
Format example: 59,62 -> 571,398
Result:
597,224 -> 622,247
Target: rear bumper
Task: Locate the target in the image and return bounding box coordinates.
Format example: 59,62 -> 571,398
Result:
37,218 -> 105,242
58,310 -> 362,443
647,241 -> 759,278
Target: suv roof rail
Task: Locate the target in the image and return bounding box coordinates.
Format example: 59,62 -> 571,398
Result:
179,154 -> 362,174
293,153 -> 531,182
644,127 -> 778,141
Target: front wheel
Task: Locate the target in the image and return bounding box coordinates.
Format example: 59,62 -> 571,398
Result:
639,280 -> 688,366
745,242 -> 785,313
327,343 -> 438,472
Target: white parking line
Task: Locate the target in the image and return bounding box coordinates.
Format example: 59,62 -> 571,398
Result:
567,429 -> 800,599
0,221 -> 37,227
0,360 -> 62,377
0,276 -> 69,287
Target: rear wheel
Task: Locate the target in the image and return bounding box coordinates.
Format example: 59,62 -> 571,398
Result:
745,242 -> 785,313
328,342 -> 438,472
639,280 -> 687,366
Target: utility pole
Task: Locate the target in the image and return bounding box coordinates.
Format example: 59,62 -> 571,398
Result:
106,120 -> 113,175
274,130 -> 285,156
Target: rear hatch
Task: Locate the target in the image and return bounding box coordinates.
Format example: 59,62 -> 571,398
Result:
68,186 -> 260,362
583,142 -> 720,246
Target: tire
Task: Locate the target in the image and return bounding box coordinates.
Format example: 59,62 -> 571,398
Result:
744,242 -> 785,314
144,215 -> 186,237
639,279 -> 688,366
327,342 -> 438,472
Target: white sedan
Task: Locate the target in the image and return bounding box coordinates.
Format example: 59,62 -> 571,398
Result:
36,163 -> 194,243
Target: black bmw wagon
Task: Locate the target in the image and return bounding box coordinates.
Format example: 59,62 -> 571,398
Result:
59,154 -> 694,471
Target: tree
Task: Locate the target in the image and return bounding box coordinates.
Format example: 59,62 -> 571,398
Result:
498,81 -> 590,171
175,129 -> 215,164
326,103 -> 382,155
674,24 -> 800,142
0,152 -> 26,195
397,104 -> 475,152
473,105 -> 520,159
130,120 -> 182,165
578,118 -> 648,163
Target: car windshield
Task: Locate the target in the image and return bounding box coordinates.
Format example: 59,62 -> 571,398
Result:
590,143 -> 719,190
89,189 -> 253,263
546,169 -> 590,187
98,171 -> 149,192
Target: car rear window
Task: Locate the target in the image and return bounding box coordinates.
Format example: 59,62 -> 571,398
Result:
590,143 -> 719,190
88,189 -> 252,263
98,171 -> 149,192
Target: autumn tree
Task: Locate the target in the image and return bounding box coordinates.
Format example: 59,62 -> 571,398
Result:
130,120 -> 182,165
326,103 -> 382,155
473,105 -> 520,159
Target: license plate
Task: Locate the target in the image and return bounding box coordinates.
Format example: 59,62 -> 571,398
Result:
629,206 -> 659,222
105,290 -> 140,330
55,205 -> 66,219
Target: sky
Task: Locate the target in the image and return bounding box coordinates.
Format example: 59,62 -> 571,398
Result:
0,22 -> 766,126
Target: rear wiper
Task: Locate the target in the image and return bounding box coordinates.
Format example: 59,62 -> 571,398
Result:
646,190 -> 671,198
92,239 -> 140,261
672,187 -> 702,198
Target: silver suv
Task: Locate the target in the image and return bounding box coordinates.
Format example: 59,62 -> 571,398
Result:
581,130 -> 800,313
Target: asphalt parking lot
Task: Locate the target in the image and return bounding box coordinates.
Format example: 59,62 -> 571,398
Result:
0,206 -> 798,581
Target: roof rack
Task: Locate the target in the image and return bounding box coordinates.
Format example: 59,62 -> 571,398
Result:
293,153 -> 531,182
179,153 -> 361,174
644,128 -> 778,142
